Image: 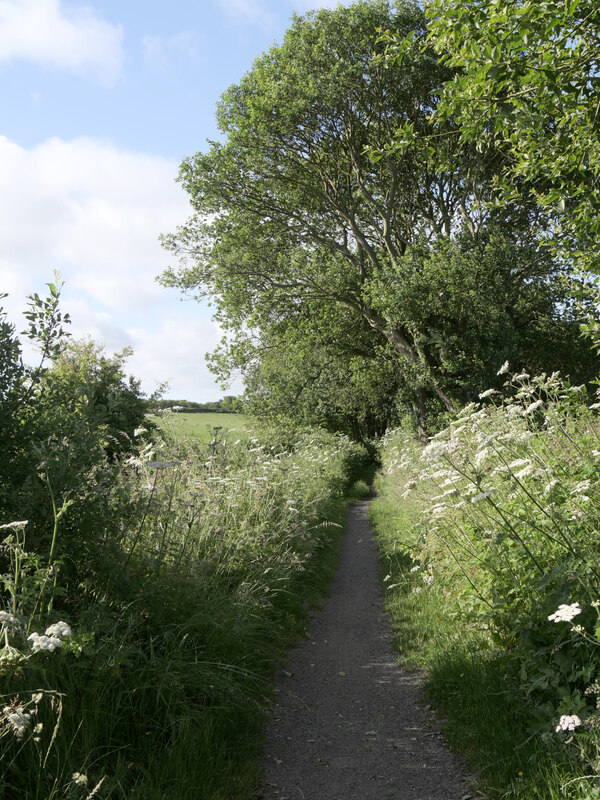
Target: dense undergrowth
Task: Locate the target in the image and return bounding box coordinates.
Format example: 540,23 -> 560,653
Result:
1,422 -> 371,799
0,286 -> 372,799
371,368 -> 600,798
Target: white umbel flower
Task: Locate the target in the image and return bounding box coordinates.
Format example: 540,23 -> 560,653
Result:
3,707 -> 32,739
556,714 -> 582,732
548,602 -> 582,623
28,632 -> 63,652
45,622 -> 72,638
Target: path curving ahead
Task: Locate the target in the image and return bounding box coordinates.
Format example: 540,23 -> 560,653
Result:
260,498 -> 470,800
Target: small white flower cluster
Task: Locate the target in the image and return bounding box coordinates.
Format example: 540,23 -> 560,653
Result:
523,399 -> 544,415
0,520 -> 28,531
555,714 -> 582,732
548,603 -> 582,623
3,707 -> 32,739
471,490 -> 494,504
28,621 -> 72,653
0,611 -> 19,626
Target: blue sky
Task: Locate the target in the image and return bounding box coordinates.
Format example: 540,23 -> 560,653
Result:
0,0 -> 348,401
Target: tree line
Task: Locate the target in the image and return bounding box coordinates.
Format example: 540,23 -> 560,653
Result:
160,0 -> 600,440
151,396 -> 241,413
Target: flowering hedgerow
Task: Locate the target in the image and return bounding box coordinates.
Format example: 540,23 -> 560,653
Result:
378,369 -> 600,760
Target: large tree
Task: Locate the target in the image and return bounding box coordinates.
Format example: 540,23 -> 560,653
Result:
161,0 -> 594,437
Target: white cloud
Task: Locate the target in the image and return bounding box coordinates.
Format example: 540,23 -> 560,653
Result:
0,135 -> 236,401
0,135 -> 187,310
0,0 -> 123,84
217,0 -> 278,33
127,313 -> 244,402
142,31 -> 205,70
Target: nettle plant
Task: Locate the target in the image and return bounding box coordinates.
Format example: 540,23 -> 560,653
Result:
398,367 -> 600,739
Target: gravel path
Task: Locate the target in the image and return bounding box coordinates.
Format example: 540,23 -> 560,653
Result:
260,498 -> 470,800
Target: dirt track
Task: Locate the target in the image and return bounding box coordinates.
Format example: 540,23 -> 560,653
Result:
260,498 -> 470,800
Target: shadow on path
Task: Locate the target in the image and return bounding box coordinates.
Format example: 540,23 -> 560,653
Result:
260,499 -> 470,800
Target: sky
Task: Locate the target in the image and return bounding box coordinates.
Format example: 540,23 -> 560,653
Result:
0,0 -> 350,401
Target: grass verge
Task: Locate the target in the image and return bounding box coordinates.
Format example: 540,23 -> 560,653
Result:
370,419 -> 600,799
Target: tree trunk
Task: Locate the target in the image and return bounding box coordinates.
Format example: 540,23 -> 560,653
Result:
414,387 -> 429,444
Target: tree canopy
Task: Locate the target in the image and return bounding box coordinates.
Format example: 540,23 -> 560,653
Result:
161,0 -> 598,438
424,0 -> 600,267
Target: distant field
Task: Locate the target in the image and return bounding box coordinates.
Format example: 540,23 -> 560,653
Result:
158,411 -> 252,442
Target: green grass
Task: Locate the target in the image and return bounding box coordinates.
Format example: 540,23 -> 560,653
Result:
158,411 -> 251,442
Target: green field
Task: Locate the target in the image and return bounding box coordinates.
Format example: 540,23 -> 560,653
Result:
159,411 -> 252,442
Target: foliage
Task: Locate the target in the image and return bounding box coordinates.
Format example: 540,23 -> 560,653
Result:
47,337 -> 149,459
160,0 -> 595,437
424,0 -> 600,269
0,421 -> 370,799
373,370 -> 600,795
0,287 -> 371,797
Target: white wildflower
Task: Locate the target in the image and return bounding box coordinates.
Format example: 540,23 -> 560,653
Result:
548,602 -> 582,623
410,565 -> 421,573
524,399 -> 544,415
148,461 -> 171,469
133,427 -> 147,437
72,773 -> 88,787
3,707 -> 32,739
589,403 -> 600,410
422,439 -> 457,462
45,622 -> 71,638
0,611 -> 19,626
474,448 -> 490,467
497,361 -> 510,375
555,714 -> 582,732
440,476 -> 461,487
471,490 -> 494,503
0,520 -> 28,530
543,479 -> 559,496
479,388 -> 500,399
489,464 -> 509,477
515,464 -> 534,479
571,480 -> 592,495
428,503 -> 448,517
508,458 -> 529,469
27,632 -> 62,653
514,373 -> 530,381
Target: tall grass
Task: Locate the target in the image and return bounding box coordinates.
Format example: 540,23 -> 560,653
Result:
371,370 -> 600,798
0,424 -> 371,799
